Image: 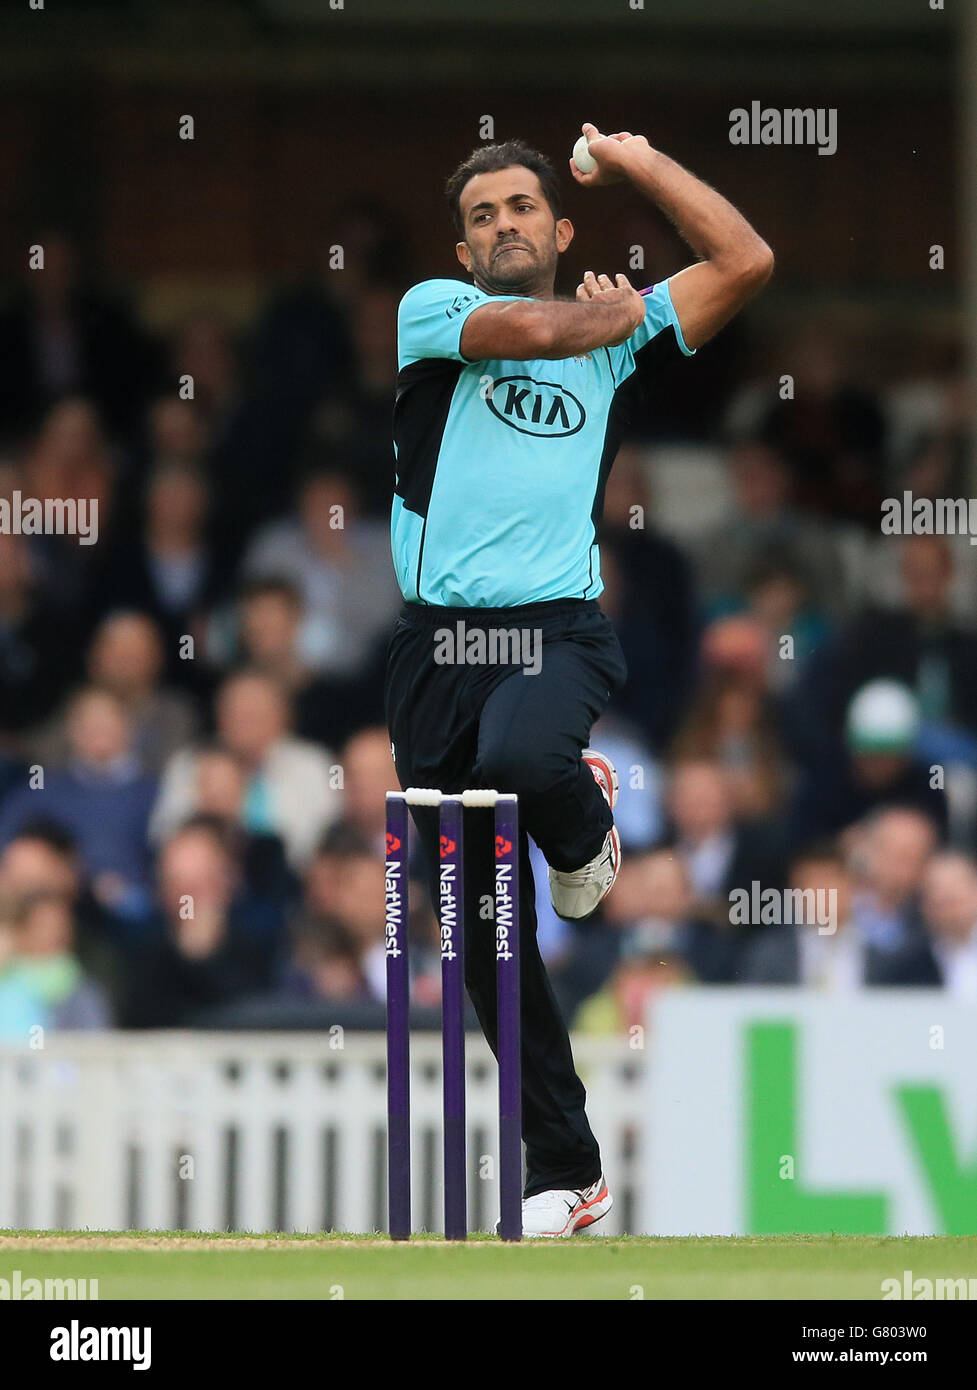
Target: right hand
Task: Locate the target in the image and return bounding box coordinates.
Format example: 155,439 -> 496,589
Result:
576,271 -> 645,345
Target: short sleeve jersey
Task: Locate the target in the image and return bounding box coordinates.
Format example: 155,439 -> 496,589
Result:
391,276 -> 694,607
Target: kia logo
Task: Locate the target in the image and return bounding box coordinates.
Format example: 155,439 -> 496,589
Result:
486,375 -> 585,437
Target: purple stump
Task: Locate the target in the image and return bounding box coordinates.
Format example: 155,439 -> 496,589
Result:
495,794 -> 522,1241
439,795 -> 467,1239
385,792 -> 411,1239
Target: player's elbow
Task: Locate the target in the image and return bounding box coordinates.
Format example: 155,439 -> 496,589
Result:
740,239 -> 774,289
713,240 -> 773,305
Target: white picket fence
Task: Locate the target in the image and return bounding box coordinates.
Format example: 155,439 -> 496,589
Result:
0,1033 -> 646,1235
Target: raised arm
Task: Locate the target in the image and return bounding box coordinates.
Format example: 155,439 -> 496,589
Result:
460,272 -> 645,362
571,124 -> 774,350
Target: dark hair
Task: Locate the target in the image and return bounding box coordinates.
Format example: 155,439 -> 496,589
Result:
315,822 -> 374,860
9,820 -> 78,858
238,575 -> 304,611
445,140 -> 562,235
170,812 -> 237,858
790,839 -> 846,874
744,552 -> 809,594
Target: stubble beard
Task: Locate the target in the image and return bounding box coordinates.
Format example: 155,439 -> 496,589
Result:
473,239 -> 556,299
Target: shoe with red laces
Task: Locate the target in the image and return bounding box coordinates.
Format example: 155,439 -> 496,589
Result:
547,749 -> 621,921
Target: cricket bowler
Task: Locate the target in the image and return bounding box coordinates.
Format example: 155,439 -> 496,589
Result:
385,124 -> 772,1235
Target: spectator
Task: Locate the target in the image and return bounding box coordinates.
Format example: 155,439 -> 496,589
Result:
847,806 -> 938,953
120,821 -> 277,1027
114,394 -> 212,540
598,441 -> 698,751
743,557 -> 830,694
573,854 -> 706,1032
789,679 -> 947,844
168,314 -> 240,442
284,919 -> 370,1003
603,848 -> 736,983
0,823 -> 128,1005
31,611 -> 200,774
21,397 -> 119,611
216,238 -> 355,539
0,827 -> 77,904
0,890 -> 111,1038
240,464 -> 400,679
164,315 -> 258,557
150,670 -> 340,868
311,285 -> 400,517
90,458 -> 226,688
692,441 -> 847,620
0,225 -> 158,441
672,616 -> 790,822
738,840 -> 891,988
664,757 -> 785,932
210,577 -> 384,749
795,536 -> 977,768
0,529 -> 82,742
287,825 -> 388,1003
574,950 -> 692,1037
878,851 -> 977,993
756,326 -> 886,527
231,196 -> 405,520
146,395 -> 210,468
0,688 -> 158,917
193,748 -> 296,912
335,726 -> 398,856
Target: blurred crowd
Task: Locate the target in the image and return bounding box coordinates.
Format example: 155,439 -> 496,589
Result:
0,215 -> 974,1039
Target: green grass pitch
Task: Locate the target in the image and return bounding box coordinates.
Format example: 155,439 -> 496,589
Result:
2,1233 -> 975,1300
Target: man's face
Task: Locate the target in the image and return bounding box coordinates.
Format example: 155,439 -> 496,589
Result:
901,537 -> 952,620
456,167 -> 571,296
863,810 -> 936,904
669,763 -> 731,842
67,692 -> 131,767
217,676 -> 286,764
922,857 -> 977,944
242,593 -> 300,665
790,859 -> 852,930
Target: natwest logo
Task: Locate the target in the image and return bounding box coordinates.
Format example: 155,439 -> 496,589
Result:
485,375 -> 585,438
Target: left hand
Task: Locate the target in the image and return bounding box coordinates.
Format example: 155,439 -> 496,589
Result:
569,123 -> 652,187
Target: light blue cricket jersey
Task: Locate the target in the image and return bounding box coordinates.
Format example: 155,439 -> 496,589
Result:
391,277 -> 693,607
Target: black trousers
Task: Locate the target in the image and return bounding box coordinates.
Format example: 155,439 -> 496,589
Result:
384,596 -> 627,1195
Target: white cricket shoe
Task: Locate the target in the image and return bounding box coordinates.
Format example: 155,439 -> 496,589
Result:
520,1175 -> 614,1238
548,749 -> 621,921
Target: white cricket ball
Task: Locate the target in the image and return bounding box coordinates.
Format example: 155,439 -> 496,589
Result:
572,134 -> 597,173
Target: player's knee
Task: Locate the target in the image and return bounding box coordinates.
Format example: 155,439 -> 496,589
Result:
478,735 -> 566,799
